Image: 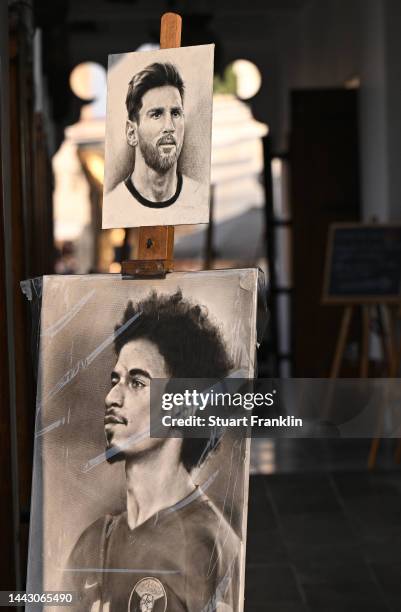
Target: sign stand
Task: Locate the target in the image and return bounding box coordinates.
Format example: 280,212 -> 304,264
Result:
322,223 -> 401,466
121,12 -> 181,277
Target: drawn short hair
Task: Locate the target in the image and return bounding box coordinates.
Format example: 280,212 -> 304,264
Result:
126,62 -> 185,123
114,290 -> 233,470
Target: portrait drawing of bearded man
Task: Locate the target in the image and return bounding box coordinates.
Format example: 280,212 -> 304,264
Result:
103,62 -> 209,228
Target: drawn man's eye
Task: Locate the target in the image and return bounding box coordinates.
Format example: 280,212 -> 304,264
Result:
130,379 -> 145,389
151,110 -> 162,119
172,109 -> 182,118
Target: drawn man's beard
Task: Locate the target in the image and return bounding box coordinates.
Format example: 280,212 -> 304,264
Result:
139,136 -> 181,174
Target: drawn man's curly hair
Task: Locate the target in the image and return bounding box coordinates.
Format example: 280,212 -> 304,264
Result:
114,290 -> 232,379
114,290 -> 233,470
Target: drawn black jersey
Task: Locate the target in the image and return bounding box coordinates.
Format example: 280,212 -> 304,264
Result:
63,489 -> 240,611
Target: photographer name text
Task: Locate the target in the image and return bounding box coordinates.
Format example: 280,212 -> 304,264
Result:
162,414 -> 303,428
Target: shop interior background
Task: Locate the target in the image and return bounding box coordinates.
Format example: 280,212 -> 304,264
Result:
2,1 -> 401,610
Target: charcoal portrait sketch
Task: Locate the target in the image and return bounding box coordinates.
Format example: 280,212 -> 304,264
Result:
102,45 -> 214,229
26,270 -> 259,612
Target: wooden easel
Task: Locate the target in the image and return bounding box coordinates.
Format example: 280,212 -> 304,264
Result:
121,12 -> 181,277
330,303 -> 398,379
330,302 -> 399,468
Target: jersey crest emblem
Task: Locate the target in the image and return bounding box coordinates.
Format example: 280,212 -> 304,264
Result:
128,577 -> 167,612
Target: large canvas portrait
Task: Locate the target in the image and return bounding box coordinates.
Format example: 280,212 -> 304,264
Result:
26,269 -> 259,612
102,45 -> 214,229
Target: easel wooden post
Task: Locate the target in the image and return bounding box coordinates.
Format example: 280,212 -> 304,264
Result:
121,12 -> 181,276
329,305 -> 353,378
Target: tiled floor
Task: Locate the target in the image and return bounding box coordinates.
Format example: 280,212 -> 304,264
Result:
245,440 -> 401,611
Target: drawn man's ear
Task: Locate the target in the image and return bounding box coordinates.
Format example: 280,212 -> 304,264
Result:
126,119 -> 138,147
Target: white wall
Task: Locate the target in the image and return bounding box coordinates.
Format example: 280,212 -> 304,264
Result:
275,0 -> 401,221
359,0 -> 388,220
383,0 -> 401,220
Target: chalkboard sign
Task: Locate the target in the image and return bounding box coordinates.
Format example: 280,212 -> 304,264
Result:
323,223 -> 401,303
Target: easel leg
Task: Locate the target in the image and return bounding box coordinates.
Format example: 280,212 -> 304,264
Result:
360,305 -> 370,377
330,306 -> 353,378
360,305 -> 379,469
368,306 -> 382,469
368,438 -> 381,470
381,304 -> 397,376
381,304 -> 398,468
368,304 -> 398,469
395,440 -> 401,464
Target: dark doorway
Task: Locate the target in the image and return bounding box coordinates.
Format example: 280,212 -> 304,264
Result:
290,88 -> 360,376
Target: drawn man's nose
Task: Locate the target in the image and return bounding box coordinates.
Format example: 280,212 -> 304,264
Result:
105,384 -> 123,408
163,113 -> 175,131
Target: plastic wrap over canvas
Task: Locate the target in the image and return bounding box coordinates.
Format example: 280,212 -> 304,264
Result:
23,269 -> 260,612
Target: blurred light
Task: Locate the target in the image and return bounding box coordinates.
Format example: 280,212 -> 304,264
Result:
110,229 -> 126,247
230,59 -> 262,100
250,439 -> 276,475
136,42 -> 160,52
53,141 -> 91,242
271,157 -> 291,221
85,152 -> 104,185
109,262 -> 122,273
70,62 -> 106,101
344,75 -> 360,89
271,157 -> 282,179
